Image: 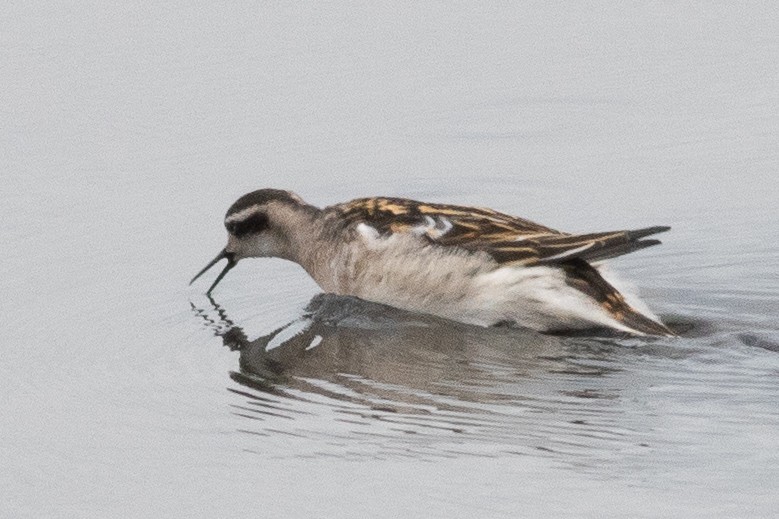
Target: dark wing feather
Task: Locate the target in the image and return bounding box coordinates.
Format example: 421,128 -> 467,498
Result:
561,259 -> 675,336
330,197 -> 669,266
332,197 -> 556,235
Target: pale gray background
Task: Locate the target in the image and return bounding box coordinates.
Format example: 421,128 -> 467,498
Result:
2,2 -> 778,518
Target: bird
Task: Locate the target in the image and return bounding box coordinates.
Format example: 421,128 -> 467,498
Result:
191,189 -> 674,336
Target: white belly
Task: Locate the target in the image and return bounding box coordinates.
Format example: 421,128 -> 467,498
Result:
312,230 -> 632,333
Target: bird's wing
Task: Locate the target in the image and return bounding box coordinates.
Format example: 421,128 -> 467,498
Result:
331,197 -> 669,266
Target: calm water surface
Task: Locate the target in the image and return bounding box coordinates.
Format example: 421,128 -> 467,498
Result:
2,2 -> 778,518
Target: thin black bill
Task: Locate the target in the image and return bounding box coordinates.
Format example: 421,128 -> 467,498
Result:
190,249 -> 237,295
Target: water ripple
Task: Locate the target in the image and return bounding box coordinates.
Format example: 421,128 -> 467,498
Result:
187,293 -> 774,467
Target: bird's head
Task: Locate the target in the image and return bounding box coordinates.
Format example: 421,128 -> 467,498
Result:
190,189 -> 317,294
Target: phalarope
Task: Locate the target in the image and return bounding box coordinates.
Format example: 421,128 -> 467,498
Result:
191,189 -> 674,336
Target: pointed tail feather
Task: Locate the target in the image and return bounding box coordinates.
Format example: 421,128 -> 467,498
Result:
562,259 -> 675,337
614,305 -> 676,337
580,238 -> 662,263
537,226 -> 671,265
626,226 -> 671,240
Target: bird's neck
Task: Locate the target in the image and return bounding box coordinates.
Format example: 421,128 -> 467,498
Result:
272,203 -> 326,260
281,208 -> 348,292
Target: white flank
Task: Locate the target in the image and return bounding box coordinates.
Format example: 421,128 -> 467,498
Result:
329,230 -> 644,333
356,222 -> 380,240
470,266 -> 638,333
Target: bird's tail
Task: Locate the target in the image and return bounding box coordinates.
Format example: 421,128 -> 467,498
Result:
562,259 -> 675,337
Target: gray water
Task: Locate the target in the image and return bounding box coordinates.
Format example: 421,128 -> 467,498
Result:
2,3 -> 778,518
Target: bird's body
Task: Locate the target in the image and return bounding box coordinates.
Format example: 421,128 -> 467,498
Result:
192,189 -> 674,336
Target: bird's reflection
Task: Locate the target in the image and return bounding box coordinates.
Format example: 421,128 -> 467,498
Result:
191,294 -> 626,414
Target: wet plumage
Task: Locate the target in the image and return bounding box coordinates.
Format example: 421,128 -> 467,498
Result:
192,189 -> 674,336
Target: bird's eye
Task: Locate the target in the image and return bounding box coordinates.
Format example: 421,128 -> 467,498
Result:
225,212 -> 268,237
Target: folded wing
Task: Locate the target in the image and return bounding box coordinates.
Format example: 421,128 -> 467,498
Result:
332,197 -> 669,266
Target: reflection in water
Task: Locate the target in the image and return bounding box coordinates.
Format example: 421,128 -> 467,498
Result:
191,294 -> 672,462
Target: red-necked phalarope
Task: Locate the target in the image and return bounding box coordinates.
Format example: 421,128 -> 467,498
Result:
191,189 -> 674,336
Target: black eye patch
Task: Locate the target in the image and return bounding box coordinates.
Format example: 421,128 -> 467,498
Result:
225,212 -> 269,237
